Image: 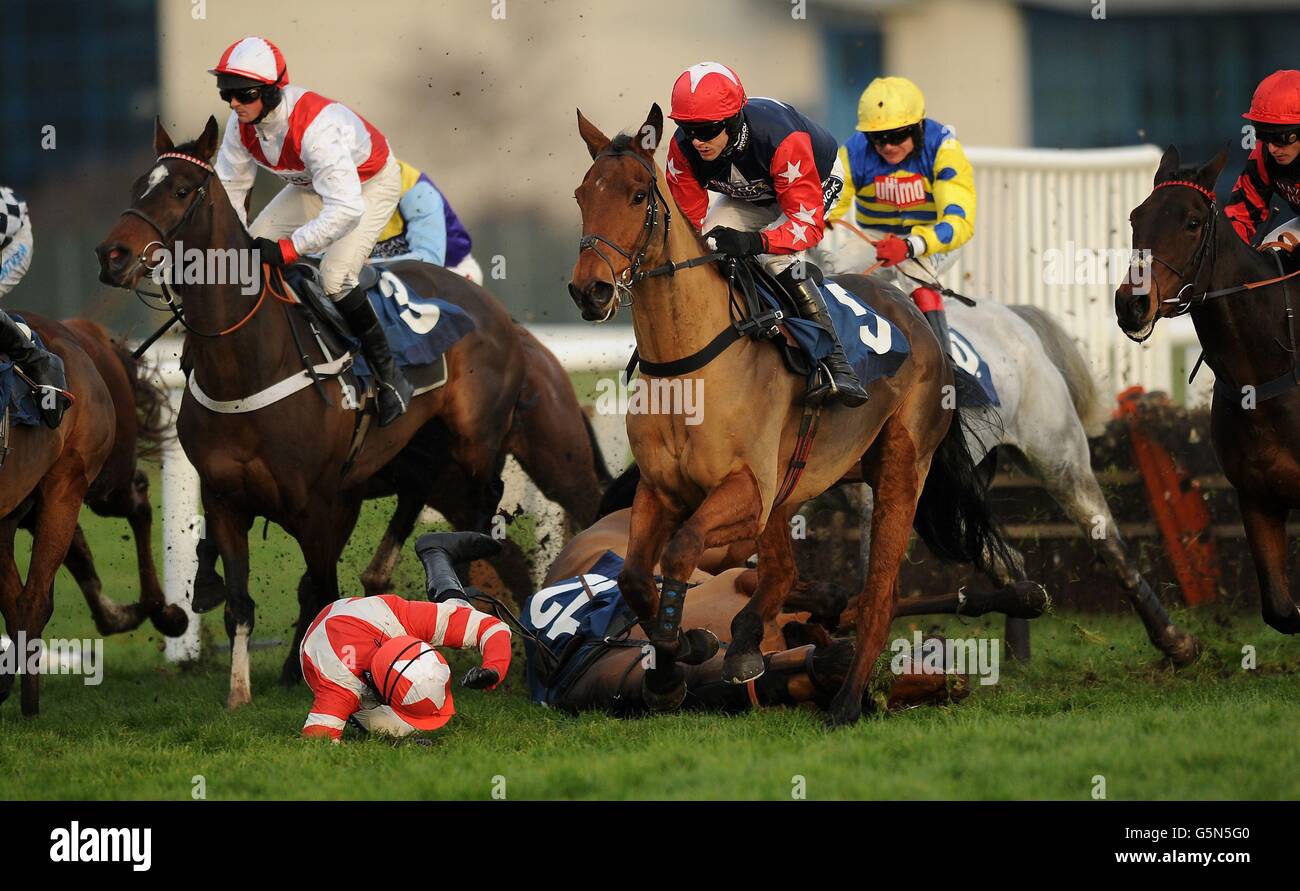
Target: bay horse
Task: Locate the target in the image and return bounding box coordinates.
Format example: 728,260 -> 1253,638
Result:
0,314 -> 115,716
1116,145 -> 1300,634
568,104 -> 1007,725
51,319 -> 187,639
95,117 -> 524,708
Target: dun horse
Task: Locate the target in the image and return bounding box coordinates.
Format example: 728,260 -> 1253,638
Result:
96,118 -> 524,708
568,104 -> 1007,725
1116,145 -> 1300,634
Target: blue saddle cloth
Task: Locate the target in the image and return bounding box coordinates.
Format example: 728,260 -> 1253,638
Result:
346,266 -> 475,387
755,278 -> 911,387
947,327 -> 999,408
0,313 -> 48,427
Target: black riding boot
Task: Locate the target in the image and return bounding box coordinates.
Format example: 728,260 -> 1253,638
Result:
925,309 -> 952,361
0,311 -> 69,428
777,265 -> 868,407
335,283 -> 414,427
415,531 -> 502,602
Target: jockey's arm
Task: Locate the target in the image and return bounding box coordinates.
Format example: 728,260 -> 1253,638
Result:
665,139 -> 710,232
405,600 -> 512,687
1225,146 -> 1273,244
398,179 -> 449,266
826,144 -> 856,224
290,116 -> 366,261
215,113 -> 258,228
764,131 -> 828,254
909,136 -> 976,258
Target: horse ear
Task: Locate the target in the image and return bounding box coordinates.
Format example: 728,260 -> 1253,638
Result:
153,117 -> 175,156
577,109 -> 611,160
1154,144 -> 1180,185
1197,144 -> 1229,191
196,116 -> 220,161
636,103 -> 665,156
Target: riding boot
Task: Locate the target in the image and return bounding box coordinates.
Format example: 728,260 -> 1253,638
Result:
0,310 -> 69,428
778,265 -> 868,408
415,531 -> 502,603
335,283 -> 414,427
911,287 -> 952,360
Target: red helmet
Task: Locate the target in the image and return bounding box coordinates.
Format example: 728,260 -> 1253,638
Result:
368,635 -> 454,731
670,62 -> 746,122
1243,70 -> 1300,126
209,36 -> 288,89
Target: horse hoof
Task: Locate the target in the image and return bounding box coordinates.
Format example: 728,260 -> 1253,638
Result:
1263,607 -> 1300,636
191,576 -> 227,613
721,650 -> 765,685
642,666 -> 686,711
824,690 -> 862,728
151,605 -> 190,638
1008,580 -> 1051,619
226,689 -> 251,711
677,629 -> 720,666
1160,627 -> 1202,667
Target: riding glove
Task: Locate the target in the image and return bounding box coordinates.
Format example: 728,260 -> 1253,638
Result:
874,235 -> 913,267
704,227 -> 766,258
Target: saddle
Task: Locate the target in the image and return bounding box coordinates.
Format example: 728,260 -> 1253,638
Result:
728,258 -> 814,378
279,258 -> 379,353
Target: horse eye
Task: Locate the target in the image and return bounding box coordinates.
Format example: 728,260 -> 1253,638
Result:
1187,217 -> 1201,230
632,191 -> 647,204
175,187 -> 190,198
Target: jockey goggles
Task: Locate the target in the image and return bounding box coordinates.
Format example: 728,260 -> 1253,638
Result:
867,126 -> 914,147
220,86 -> 264,105
1260,128 -> 1300,147
679,119 -> 728,142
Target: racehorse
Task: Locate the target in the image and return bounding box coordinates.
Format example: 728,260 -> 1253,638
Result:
51,319 -> 187,639
0,314 -> 115,716
1116,145 -> 1300,635
568,104 -> 1008,725
95,117 -> 525,708
355,322 -> 613,598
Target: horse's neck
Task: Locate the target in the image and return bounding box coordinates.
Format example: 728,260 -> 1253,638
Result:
628,177 -> 736,363
1193,221 -> 1296,385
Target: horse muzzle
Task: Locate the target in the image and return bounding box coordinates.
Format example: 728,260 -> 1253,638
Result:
568,279 -> 617,322
95,241 -> 144,288
1113,282 -> 1157,342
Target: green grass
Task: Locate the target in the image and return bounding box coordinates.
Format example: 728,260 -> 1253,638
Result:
2,468 -> 1299,800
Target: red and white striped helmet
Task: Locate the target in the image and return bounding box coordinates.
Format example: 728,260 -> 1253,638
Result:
209,36 -> 288,88
369,635 -> 455,731
670,62 -> 747,122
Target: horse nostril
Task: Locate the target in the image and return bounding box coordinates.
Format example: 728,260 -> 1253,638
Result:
567,282 -> 589,304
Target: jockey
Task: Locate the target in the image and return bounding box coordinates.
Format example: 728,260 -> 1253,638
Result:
0,185 -> 68,428
209,36 -> 413,427
368,158 -> 483,284
819,77 -> 976,352
299,532 -> 510,741
1226,70 -> 1300,248
665,61 -> 868,408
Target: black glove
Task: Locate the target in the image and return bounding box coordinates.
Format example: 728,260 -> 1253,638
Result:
252,236 -> 289,267
704,227 -> 765,258
461,666 -> 499,689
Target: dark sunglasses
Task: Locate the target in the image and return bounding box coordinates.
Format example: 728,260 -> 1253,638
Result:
1260,129 -> 1300,147
680,120 -> 727,142
868,127 -> 913,147
220,87 -> 263,105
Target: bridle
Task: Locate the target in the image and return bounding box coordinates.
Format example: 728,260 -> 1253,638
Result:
116,151 -> 292,338
575,146 -> 723,316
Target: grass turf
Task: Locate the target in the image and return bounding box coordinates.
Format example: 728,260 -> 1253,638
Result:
1,469 -> 1298,800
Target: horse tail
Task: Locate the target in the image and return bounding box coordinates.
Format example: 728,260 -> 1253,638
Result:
912,407 -> 1012,576
109,334 -> 175,462
1008,304 -> 1109,437
582,409 -> 615,488
595,461 -> 640,519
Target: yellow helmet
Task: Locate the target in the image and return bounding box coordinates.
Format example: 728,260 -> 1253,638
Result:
857,77 -> 925,132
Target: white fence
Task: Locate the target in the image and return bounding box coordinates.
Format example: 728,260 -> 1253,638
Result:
148,144 -> 1210,662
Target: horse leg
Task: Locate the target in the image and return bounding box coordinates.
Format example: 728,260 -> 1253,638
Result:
1023,433 -> 1202,664
282,496 -> 362,687
127,469 -> 187,636
360,483 -> 429,596
720,499 -> 799,684
894,579 -> 1049,619
1239,494 -> 1300,634
61,522 -> 146,635
206,502 -> 255,709
0,517 -> 21,706
827,420 -> 929,727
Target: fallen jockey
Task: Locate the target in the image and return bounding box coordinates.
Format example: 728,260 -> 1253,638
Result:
516,509 -> 968,715
814,76 -> 976,352
665,61 -> 868,407
298,532 -> 510,742
210,36 -> 413,426
0,183 -> 70,427
368,158 -> 484,284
